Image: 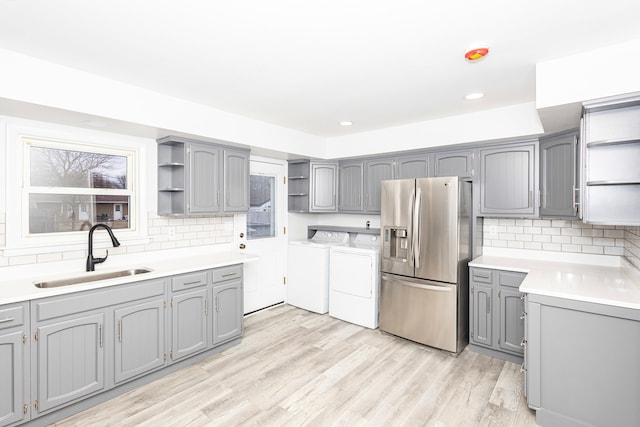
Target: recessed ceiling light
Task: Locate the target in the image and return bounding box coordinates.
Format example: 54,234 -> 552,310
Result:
465,92 -> 485,101
340,121 -> 353,126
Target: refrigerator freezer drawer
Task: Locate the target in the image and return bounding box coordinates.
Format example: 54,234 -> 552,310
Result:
380,274 -> 458,352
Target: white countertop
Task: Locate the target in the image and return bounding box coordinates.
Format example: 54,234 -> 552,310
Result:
469,248 -> 640,310
0,248 -> 258,305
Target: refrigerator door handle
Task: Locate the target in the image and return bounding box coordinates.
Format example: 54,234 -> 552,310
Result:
409,188 -> 416,267
413,186 -> 421,269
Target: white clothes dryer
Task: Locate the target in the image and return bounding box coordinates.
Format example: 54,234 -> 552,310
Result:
329,233 -> 381,329
287,231 -> 349,314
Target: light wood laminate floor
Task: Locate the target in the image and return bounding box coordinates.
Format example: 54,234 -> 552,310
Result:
54,304 -> 538,426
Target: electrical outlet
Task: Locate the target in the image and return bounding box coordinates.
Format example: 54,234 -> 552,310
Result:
168,227 -> 175,238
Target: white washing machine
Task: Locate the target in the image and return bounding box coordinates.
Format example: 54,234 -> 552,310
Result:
287,231 -> 349,314
329,233 -> 381,329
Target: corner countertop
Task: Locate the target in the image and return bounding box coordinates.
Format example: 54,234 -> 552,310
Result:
0,249 -> 258,306
469,248 -> 640,311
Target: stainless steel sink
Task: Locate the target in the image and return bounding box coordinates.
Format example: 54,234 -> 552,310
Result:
34,268 -> 153,288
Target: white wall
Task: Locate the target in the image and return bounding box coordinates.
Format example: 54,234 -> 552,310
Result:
536,38 -> 640,109
0,48 -> 326,160
324,102 -> 544,159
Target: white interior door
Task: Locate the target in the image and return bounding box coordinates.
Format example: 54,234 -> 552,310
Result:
242,157 -> 287,314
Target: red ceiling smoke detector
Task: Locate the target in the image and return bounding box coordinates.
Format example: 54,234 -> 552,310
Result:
464,47 -> 489,62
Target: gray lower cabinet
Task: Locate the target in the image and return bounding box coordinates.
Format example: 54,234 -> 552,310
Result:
433,149 -> 474,178
338,161 -> 364,212
170,287 -> 208,362
364,158 -> 394,212
480,141 -> 537,216
0,303 -> 29,427
469,267 -> 525,362
211,265 -> 243,345
470,283 -> 493,347
525,293 -> 640,426
34,310 -> 106,414
114,297 -> 166,384
539,130 -> 579,218
13,267 -> 244,426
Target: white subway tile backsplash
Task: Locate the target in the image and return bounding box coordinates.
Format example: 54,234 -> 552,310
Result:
571,236 -> 593,245
483,218 -> 638,270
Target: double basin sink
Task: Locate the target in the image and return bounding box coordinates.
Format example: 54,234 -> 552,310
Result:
34,268 -> 152,288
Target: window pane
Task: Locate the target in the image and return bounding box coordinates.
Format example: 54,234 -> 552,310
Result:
30,146 -> 127,189
29,193 -> 130,234
247,175 -> 275,239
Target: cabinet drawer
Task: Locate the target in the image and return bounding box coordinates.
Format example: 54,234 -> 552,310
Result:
0,302 -> 26,330
498,271 -> 526,288
212,264 -> 243,283
171,271 -> 208,291
470,268 -> 493,284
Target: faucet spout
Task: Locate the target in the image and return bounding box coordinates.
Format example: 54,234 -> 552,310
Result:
86,224 -> 121,272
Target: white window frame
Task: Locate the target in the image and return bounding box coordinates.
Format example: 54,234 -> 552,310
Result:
3,120 -> 149,256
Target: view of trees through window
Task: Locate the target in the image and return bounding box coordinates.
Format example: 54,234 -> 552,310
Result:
28,145 -> 131,234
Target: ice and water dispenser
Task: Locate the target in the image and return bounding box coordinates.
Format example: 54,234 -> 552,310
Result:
382,227 -> 409,261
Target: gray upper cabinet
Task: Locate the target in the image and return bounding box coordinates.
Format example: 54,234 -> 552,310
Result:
223,148 -> 250,212
364,158 -> 394,213
288,160 -> 337,212
157,136 -> 250,216
0,303 -> 29,427
189,143 -> 221,214
433,150 -> 474,178
480,141 -> 537,216
396,154 -> 429,179
338,161 -> 364,212
581,96 -> 640,225
310,162 -> 338,212
114,297 -> 165,385
539,130 -> 579,218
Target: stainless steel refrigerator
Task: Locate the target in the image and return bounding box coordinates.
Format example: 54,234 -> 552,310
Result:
380,176 -> 471,353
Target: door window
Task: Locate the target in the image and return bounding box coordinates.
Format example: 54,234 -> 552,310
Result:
247,175 -> 275,239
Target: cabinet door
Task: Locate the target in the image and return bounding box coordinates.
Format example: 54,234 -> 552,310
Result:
396,155 -> 429,179
364,158 -> 394,212
171,289 -> 208,362
480,143 -> 537,216
471,284 -> 493,347
223,149 -> 250,212
310,163 -> 337,212
189,143 -> 221,213
540,132 -> 578,217
211,281 -> 243,345
498,288 -> 525,355
35,312 -> 105,413
114,298 -> 165,385
338,162 -> 363,212
434,150 -> 473,178
0,330 -> 28,426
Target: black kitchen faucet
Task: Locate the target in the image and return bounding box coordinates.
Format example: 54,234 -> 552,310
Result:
86,224 -> 121,271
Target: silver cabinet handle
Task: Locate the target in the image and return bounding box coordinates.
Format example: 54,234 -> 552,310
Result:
520,338 -> 527,347
183,280 -> 202,286
99,325 -> 103,348
520,294 -> 525,301
520,363 -> 526,373
0,317 -> 15,324
221,272 -> 237,277
520,312 -> 526,320
118,320 -> 122,342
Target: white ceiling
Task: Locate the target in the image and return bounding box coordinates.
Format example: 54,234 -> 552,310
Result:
1,0 -> 640,138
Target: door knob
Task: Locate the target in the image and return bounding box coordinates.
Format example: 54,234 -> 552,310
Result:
239,243 -> 246,249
